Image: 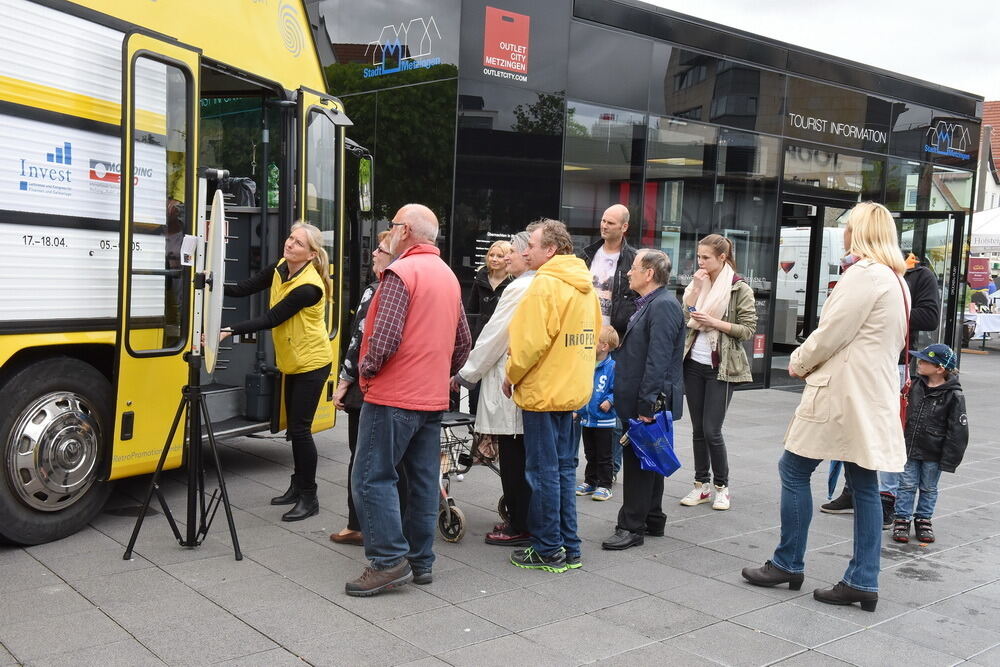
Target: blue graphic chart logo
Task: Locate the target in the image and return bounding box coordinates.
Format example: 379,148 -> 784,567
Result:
924,120 -> 971,160
46,142 -> 73,165
364,18 -> 442,79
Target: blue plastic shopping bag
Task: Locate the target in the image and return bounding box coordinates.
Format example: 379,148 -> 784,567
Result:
625,411 -> 681,477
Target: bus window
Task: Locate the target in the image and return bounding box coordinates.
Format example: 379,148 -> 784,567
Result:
305,108 -> 339,335
126,57 -> 190,353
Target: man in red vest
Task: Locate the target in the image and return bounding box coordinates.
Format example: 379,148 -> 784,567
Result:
346,204 -> 471,597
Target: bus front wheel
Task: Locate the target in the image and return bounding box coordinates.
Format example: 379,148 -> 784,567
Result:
0,357 -> 114,545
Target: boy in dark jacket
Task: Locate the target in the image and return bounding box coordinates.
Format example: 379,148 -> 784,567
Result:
892,344 -> 968,544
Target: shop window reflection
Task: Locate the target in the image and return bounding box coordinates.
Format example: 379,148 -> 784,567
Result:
783,145 -> 883,201
885,159 -> 973,212
560,101 -> 646,248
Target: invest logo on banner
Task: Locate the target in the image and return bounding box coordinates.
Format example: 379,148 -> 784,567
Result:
925,120 -> 972,160
482,7 -> 530,83
363,17 -> 442,79
17,141 -> 73,196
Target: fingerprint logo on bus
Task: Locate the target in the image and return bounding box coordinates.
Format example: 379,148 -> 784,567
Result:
278,2 -> 304,57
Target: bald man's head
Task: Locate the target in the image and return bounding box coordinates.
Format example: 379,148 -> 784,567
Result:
600,204 -> 629,246
396,204 -> 439,243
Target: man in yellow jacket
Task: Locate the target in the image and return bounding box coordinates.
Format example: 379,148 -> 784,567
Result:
503,219 -> 602,572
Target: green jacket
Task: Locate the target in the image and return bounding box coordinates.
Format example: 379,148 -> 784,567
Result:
683,279 -> 757,383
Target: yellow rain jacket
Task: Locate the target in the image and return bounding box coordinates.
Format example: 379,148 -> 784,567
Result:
506,254 -> 602,411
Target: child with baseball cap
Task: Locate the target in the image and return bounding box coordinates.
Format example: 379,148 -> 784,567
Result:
892,344 -> 969,544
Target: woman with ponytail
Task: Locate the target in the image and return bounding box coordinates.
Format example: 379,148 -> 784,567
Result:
680,234 -> 757,511
222,221 -> 334,521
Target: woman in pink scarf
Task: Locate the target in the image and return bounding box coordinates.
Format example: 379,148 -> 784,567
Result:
679,234 -> 757,511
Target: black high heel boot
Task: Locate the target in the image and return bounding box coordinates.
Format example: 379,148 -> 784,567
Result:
271,475 -> 299,505
282,487 -> 318,522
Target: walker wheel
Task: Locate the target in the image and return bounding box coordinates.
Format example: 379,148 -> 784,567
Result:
497,495 -> 510,524
438,506 -> 466,543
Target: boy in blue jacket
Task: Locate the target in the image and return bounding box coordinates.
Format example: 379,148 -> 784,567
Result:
576,325 -> 619,501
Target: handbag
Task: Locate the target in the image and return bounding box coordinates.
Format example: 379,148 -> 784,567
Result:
624,411 -> 681,477
898,277 -> 911,426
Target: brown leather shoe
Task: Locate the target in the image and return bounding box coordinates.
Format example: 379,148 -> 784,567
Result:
485,527 -> 531,546
345,561 -> 412,597
329,529 -> 363,546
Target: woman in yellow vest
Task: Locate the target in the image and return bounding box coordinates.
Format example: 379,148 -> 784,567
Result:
222,221 -> 333,521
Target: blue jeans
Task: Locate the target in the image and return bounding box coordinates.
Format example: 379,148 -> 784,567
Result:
894,459 -> 942,520
772,451 -> 882,592
523,410 -> 580,557
353,402 -> 441,571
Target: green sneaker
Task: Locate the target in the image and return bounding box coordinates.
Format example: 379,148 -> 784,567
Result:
510,546 -> 567,573
565,552 -> 582,569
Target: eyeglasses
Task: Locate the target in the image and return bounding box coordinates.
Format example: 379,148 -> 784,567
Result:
375,246 -> 391,256
387,221 -> 406,228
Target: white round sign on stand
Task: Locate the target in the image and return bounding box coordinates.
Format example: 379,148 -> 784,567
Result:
203,190 -> 227,373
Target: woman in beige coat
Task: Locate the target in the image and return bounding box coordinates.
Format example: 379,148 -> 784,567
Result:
742,202 -> 907,612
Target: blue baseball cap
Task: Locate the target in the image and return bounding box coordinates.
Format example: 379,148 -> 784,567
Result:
910,343 -> 957,371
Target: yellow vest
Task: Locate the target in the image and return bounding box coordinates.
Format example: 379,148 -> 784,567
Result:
270,260 -> 333,374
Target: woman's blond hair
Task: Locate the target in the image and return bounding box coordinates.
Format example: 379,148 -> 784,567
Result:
846,202 -> 905,275
291,221 -> 332,301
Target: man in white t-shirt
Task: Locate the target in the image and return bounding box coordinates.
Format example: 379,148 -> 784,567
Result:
581,204 -> 637,339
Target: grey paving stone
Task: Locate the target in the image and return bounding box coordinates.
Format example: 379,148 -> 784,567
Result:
199,572 -> 314,615
873,608 -> 1000,659
788,594 -> 911,624
656,576 -> 780,619
240,595 -> 370,644
24,639 -> 164,667
244,536 -> 343,574
161,553 -> 271,590
287,625 -> 429,666
377,605 -> 507,655
396,659 -> 450,667
457,588 -> 583,632
592,556 -> 706,594
70,567 -> 200,606
0,583 -> 94,626
24,526 -> 123,560
0,550 -> 60,595
135,614 -> 277,664
519,613 -> 653,663
969,643 -> 1000,666
771,650 -> 855,666
528,569 -> 645,613
212,647 -> 304,666
924,591 -> 1000,631
314,578 -> 451,624
0,609 -> 130,661
591,595 -> 718,641
417,563 -> 519,604
880,558 -> 997,607
667,545 -> 759,577
594,641 -> 722,666
0,643 -> 16,666
663,620 -> 803,666
28,546 -> 155,582
731,600 -> 864,647
436,634 -> 577,667
817,628 -> 960,666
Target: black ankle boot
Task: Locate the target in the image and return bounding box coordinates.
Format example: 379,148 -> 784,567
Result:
282,487 -> 318,522
271,475 -> 299,505
813,581 -> 878,612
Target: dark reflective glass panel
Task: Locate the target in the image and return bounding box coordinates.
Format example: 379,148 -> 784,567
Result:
889,101 -> 979,170
314,0 -> 460,93
561,101 -> 646,249
567,22 -> 651,110
649,44 -> 785,135
784,77 -> 890,154
452,80 -> 564,285
783,144 -> 884,202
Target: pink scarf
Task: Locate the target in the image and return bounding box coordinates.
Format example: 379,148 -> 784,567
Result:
683,264 -> 735,352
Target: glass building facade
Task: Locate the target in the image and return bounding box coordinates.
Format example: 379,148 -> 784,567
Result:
309,0 -> 982,387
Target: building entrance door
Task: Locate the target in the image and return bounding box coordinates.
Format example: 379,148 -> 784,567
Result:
769,199 -> 851,387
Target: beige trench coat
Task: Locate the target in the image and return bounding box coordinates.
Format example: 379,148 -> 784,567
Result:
784,259 -> 908,472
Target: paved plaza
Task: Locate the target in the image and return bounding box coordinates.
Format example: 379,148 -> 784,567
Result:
2,350 -> 999,666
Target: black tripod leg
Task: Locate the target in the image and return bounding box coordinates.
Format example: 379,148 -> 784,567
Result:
200,396 -> 242,560
123,398 -> 186,560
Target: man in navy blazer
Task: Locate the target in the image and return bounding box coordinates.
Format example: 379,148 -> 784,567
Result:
602,249 -> 685,550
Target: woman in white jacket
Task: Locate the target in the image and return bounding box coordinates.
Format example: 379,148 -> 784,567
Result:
452,232 -> 535,546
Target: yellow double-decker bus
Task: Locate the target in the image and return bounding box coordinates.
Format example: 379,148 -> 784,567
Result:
0,0 -> 354,544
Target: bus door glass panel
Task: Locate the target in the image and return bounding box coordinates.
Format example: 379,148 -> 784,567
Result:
126,57 -> 190,353
303,108 -> 339,337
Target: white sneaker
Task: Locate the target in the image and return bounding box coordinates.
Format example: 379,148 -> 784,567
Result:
680,482 -> 713,506
712,485 -> 730,511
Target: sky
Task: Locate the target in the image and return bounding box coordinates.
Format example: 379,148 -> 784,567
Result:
643,0 -> 1000,102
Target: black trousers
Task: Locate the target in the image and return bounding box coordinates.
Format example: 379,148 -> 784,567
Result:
498,434 -> 531,533
284,363 -> 332,490
684,359 -> 734,487
345,406 -> 408,531
616,441 -> 666,534
582,426 -> 614,489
